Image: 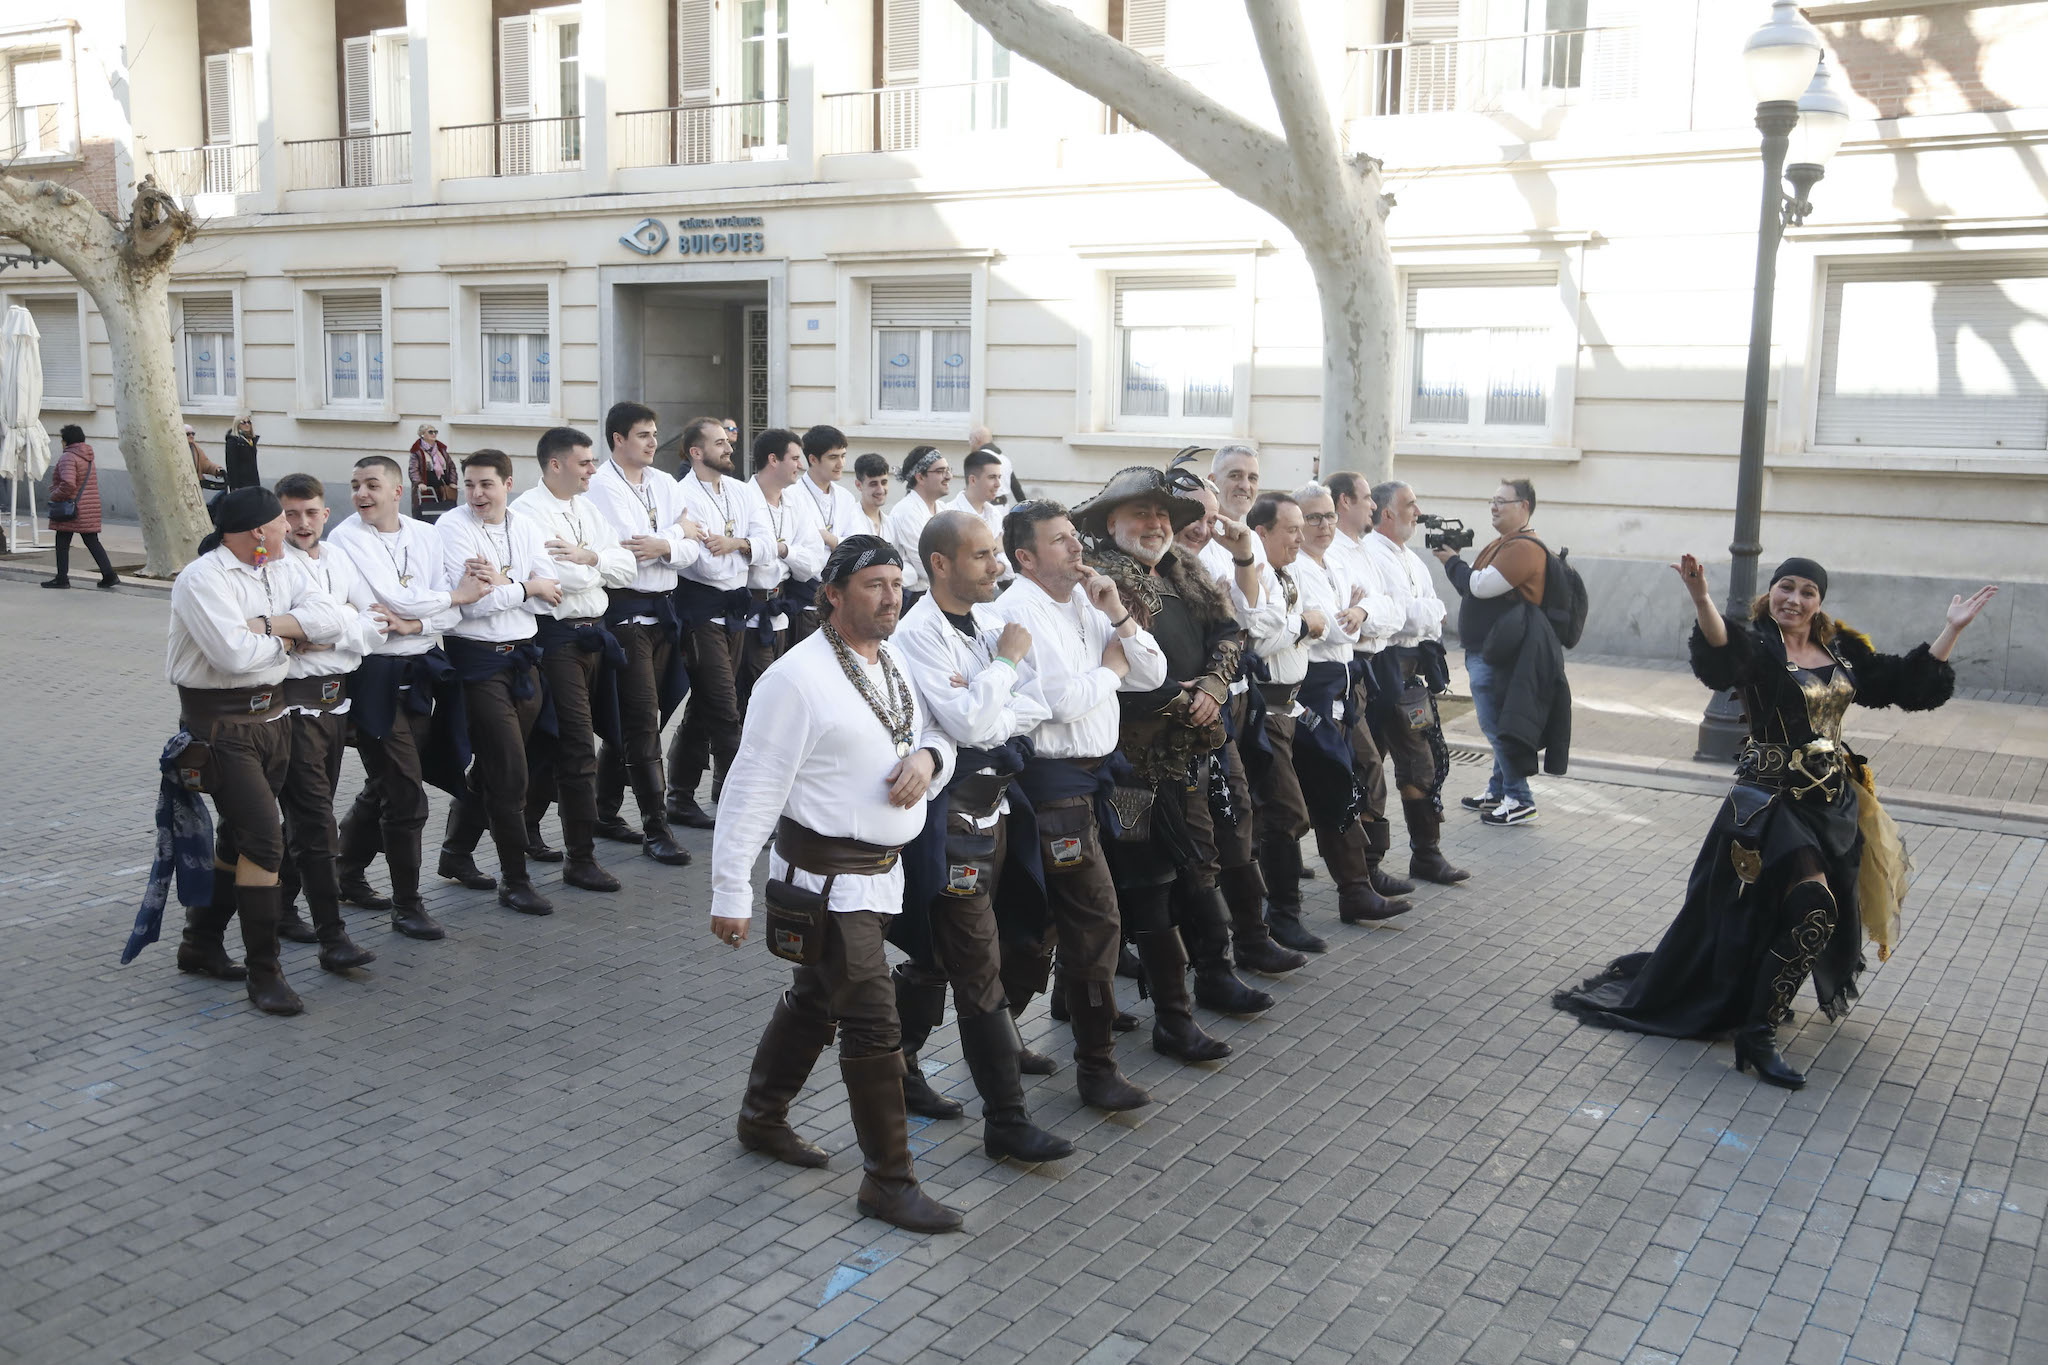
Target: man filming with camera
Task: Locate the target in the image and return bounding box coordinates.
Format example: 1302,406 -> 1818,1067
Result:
1436,479 -> 1560,827
1356,482 -> 1469,886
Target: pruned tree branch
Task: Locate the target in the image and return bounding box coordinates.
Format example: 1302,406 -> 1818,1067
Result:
950,0 -> 1302,220
1242,0 -> 1354,222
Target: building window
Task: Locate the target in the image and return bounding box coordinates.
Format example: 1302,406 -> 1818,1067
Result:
1816,257 -> 2048,452
1403,267 -> 1557,435
739,0 -> 790,148
14,293 -> 83,403
321,291 -> 384,405
479,287 -> 551,410
6,51 -> 73,158
871,275 -> 971,419
1113,274 -> 1236,429
498,7 -> 583,172
177,293 -> 237,402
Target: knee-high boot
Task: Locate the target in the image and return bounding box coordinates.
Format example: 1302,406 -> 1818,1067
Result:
893,965 -> 964,1119
1218,863 -> 1305,974
177,869 -> 245,980
630,762 -> 691,866
1318,821 -> 1411,923
957,1009 -> 1075,1163
1404,796 -> 1470,885
236,885 -> 304,1016
1066,976 -> 1149,1110
1364,817 -> 1417,898
1735,880 -> 1836,1090
386,848 -> 445,940
303,862 -> 376,971
490,819 -> 553,916
336,798 -> 393,909
437,798 -> 496,889
841,1051 -> 964,1232
737,993 -> 837,1166
1174,882 -> 1273,1015
1259,836 -> 1327,954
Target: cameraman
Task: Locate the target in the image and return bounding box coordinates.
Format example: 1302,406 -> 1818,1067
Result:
1436,479 -> 1547,825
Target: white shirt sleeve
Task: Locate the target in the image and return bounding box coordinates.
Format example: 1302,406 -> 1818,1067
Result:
1115,624 -> 1169,693
174,565 -> 288,677
1233,567 -> 1301,659
281,558 -> 352,644
895,612 -> 1031,750
1468,565 -> 1515,600
708,672 -> 816,921
441,517 -> 525,618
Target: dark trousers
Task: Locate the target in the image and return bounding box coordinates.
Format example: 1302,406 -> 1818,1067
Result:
279,709 -> 346,900
1179,738 -> 1258,886
737,624 -> 785,722
898,814 -> 1009,1020
449,667 -> 541,856
784,908 -> 900,1058
54,531 -> 116,581
667,616 -> 743,799
342,704 -> 431,869
195,714 -> 291,874
1345,671 -> 1393,820
598,617 -> 674,822
529,641 -> 601,852
1027,794 -> 1123,986
1252,710 -> 1314,846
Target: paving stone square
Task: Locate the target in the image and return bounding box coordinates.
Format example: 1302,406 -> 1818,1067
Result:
2,578 -> 2045,1365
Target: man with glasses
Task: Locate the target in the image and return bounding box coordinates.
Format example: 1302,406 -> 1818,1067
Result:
1438,479 -> 1548,826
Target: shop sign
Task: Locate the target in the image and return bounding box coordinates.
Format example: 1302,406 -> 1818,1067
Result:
620,215 -> 767,257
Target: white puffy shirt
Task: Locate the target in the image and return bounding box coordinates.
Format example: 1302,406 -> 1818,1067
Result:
710,630 -> 955,919
585,460 -> 703,596
435,504 -> 551,643
748,477 -> 831,631
793,474 -> 869,543
1357,528 -> 1449,647
937,491 -> 1012,579
327,513 -> 466,656
1232,561 -> 1321,689
166,548 -> 350,692
1295,554 -> 1359,664
884,493 -> 940,592
892,594 -> 1051,750
512,485 -> 637,620
678,469 -> 770,593
1328,529 -> 1401,655
283,542 -> 387,685
986,576 -> 1168,760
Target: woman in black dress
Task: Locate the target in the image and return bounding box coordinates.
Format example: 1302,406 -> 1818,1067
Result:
1555,556 -> 1997,1088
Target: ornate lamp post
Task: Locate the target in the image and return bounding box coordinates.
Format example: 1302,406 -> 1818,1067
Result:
1695,3 -> 1853,761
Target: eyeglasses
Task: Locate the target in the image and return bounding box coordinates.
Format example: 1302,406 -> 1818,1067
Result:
1488,497 -> 1526,508
1302,512 -> 1337,526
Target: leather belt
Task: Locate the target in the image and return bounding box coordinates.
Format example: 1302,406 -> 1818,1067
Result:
1258,682 -> 1299,707
177,684 -> 286,723
280,675 -> 348,711
947,771 -> 1009,818
772,817 -> 902,877
1739,740 -> 1846,801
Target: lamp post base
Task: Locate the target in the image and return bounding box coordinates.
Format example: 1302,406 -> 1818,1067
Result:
1695,688 -> 1748,764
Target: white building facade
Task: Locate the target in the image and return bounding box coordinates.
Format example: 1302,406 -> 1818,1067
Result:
5,0 -> 2046,685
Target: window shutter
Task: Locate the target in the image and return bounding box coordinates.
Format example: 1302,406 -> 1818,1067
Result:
479,287 -> 548,332
1114,273 -> 1236,327
322,291 -> 382,332
179,292 -> 234,333
1402,0 -> 1462,114
883,0 -> 921,84
1584,0 -> 1639,103
1404,268 -> 1557,327
343,37 -> 374,134
678,0 -> 713,105
204,52 -> 233,143
1124,0 -> 1167,59
1817,258 -> 2048,451
26,296 -> 82,398
871,276 -> 969,328
229,48 -> 256,143
499,16 -> 535,118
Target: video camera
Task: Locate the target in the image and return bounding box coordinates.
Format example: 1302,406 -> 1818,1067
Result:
1421,514 -> 1475,553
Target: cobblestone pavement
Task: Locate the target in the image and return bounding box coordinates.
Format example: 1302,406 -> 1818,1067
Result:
3,579 -> 2046,1365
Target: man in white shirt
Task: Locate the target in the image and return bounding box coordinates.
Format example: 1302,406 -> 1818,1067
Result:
166,487 -> 350,1016
883,446 -> 951,597
1211,444 -> 1266,567
741,428 -> 830,715
514,427 -> 640,894
329,455 -> 491,941
937,448 -> 1010,583
434,449 -> 563,916
711,535 -> 964,1234
888,512 -> 1073,1162
1323,472 -> 1415,905
584,402 -> 699,865
796,424 -> 867,560
271,473 -> 386,973
668,416 -> 769,828
1357,480 -> 1469,886
989,500 -> 1163,1112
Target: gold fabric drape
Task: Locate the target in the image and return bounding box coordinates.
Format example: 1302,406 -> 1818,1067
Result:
1852,766 -> 1912,962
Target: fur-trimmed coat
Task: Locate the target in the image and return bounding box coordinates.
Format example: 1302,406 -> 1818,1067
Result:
1085,542 -> 1245,783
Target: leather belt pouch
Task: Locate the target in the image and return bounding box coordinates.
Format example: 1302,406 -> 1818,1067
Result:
763,877 -> 829,966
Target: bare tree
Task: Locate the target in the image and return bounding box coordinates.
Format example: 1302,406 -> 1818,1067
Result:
0,174 -> 208,575
951,0 -> 1397,479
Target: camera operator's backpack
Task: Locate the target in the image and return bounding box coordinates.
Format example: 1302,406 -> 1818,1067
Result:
1538,544 -> 1589,649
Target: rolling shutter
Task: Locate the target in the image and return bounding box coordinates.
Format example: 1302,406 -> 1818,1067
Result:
1114,273 -> 1235,328
479,287 -> 548,333
1816,257 -> 2048,451
26,295 -> 83,399
179,292 -> 234,333
871,276 -> 969,328
1404,267 -> 1556,327
322,291 -> 382,332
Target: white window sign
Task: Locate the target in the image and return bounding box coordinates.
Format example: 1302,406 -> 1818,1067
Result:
872,276 -> 971,419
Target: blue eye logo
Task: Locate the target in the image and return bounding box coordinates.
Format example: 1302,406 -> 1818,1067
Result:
535,352 -> 549,365
889,353 -> 910,367
339,350 -> 353,363
198,349 -> 212,362
497,352 -> 513,365
620,217 -> 669,255
943,353 -> 963,367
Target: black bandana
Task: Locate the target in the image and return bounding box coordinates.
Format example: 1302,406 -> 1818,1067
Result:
198,487 -> 282,556
823,534 -> 903,585
1769,557 -> 1828,600
900,447 -> 943,485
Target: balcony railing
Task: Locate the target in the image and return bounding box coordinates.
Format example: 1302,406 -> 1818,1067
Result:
1347,27 -> 1639,119
821,79 -> 1011,155
616,100 -> 788,167
439,115 -> 584,179
149,143 -> 259,196
285,131 -> 412,189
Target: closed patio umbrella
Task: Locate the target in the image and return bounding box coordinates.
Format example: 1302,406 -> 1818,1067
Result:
0,305 -> 52,550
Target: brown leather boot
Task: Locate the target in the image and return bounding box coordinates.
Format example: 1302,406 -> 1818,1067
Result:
630,762 -> 692,865
336,803 -> 394,909
957,1009 -> 1075,1163
1174,882 -> 1272,1015
491,826 -> 553,916
1363,818 -> 1417,897
1318,822 -> 1412,923
841,1051 -> 964,1232
893,966 -> 964,1119
1066,976 -> 1149,1111
304,863 -> 376,971
1219,864 -> 1305,975
177,870 -> 245,981
1132,928 -> 1231,1062
236,885 -> 305,1016
1260,837 -> 1327,954
1404,797 -> 1471,885
385,852 -> 445,940
736,993 -> 837,1167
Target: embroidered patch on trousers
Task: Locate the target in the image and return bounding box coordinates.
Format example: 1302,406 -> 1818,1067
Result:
947,864 -> 981,895
1049,836 -> 1084,868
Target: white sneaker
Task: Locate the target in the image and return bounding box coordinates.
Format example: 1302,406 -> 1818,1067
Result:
1459,792 -> 1499,812
1481,798 -> 1537,826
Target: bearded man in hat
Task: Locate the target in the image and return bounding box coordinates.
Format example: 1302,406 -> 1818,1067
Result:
1074,460 -> 1266,1055
710,535 -> 965,1233
165,487 -> 353,1015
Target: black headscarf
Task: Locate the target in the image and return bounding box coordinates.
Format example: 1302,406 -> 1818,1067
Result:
822,534 -> 903,585
1769,557 -> 1828,600
198,486 -> 282,557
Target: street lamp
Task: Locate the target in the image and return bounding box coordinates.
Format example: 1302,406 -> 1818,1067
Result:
1695,4 -> 1850,761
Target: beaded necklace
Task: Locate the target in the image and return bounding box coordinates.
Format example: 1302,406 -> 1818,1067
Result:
822,621 -> 917,757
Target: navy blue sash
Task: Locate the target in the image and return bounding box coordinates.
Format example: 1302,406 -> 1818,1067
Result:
605,589 -> 692,722
675,578 -> 754,636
